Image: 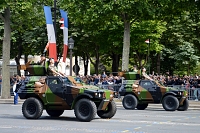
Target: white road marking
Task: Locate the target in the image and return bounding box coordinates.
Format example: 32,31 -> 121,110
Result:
134,127 -> 141,130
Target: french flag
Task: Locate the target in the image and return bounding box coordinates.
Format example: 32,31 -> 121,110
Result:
60,9 -> 68,63
145,39 -> 150,44
43,6 -> 57,62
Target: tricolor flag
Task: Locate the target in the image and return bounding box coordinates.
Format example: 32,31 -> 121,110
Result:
145,39 -> 150,44
43,6 -> 57,62
60,9 -> 68,63
59,18 -> 64,29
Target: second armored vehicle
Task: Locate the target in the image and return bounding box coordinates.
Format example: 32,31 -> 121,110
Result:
118,71 -> 189,111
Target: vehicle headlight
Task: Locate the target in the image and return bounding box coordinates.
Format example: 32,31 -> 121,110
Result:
110,94 -> 114,98
95,92 -> 102,97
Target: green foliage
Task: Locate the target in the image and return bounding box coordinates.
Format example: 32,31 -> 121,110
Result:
0,0 -> 200,75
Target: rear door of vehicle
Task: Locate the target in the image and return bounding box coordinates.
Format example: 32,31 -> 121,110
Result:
46,76 -> 63,104
140,80 -> 161,102
62,77 -> 77,107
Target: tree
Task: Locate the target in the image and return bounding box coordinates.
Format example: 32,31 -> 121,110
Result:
0,0 -> 52,98
0,6 -> 11,98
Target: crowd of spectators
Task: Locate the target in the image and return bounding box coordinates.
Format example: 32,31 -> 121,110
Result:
76,73 -> 122,86
76,72 -> 200,88
75,71 -> 200,101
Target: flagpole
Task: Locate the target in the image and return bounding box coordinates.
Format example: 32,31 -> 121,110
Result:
54,0 -> 57,39
148,39 -> 150,74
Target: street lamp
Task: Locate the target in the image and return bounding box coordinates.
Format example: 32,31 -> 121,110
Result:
68,37 -> 75,76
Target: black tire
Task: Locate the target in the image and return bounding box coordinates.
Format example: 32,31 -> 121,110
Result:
97,100 -> 117,119
122,94 -> 138,109
162,95 -> 179,111
46,110 -> 64,117
74,98 -> 97,122
22,97 -> 43,119
137,103 -> 148,110
177,99 -> 189,111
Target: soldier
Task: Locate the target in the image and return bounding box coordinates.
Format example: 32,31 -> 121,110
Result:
142,67 -> 153,80
36,54 -> 46,66
47,58 -> 66,77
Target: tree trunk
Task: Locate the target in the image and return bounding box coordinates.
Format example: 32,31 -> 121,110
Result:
95,58 -> 99,75
1,7 -> 11,99
111,53 -> 120,76
24,54 -> 28,76
15,56 -> 20,76
89,45 -> 99,75
83,53 -> 89,76
122,14 -> 130,71
15,36 -> 23,76
157,53 -> 161,75
187,63 -> 190,75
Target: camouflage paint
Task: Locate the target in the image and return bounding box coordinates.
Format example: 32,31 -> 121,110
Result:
79,88 -> 84,94
26,65 -> 46,76
119,71 -> 140,80
17,63 -> 116,111
99,90 -> 114,110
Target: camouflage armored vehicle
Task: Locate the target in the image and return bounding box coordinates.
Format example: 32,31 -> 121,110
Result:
16,62 -> 117,122
118,71 -> 189,111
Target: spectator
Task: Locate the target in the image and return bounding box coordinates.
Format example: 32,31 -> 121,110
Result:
102,71 -> 107,78
13,75 -> 21,105
94,75 -> 100,85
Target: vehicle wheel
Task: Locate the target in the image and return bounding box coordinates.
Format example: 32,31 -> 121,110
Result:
22,97 -> 43,119
177,99 -> 189,111
97,100 -> 117,119
74,98 -> 97,122
122,94 -> 138,109
162,95 -> 179,111
137,103 -> 148,110
46,110 -> 64,117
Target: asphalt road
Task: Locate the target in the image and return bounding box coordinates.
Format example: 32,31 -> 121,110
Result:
0,103 -> 200,133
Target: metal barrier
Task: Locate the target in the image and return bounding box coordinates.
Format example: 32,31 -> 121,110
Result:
166,85 -> 200,100
96,84 -> 122,92
186,88 -> 200,100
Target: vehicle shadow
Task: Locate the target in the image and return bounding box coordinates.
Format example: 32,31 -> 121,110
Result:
117,108 -> 166,111
0,114 -> 103,122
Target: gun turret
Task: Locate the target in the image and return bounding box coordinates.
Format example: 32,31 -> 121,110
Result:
118,71 -> 141,80
18,61 -> 47,76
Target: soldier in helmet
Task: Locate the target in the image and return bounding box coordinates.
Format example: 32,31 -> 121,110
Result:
47,58 -> 66,77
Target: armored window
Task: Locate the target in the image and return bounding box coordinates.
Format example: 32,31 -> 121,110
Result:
49,78 -> 61,85
140,81 -> 153,88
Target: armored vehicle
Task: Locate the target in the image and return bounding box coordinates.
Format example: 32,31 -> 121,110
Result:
118,71 -> 189,111
16,62 -> 117,122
